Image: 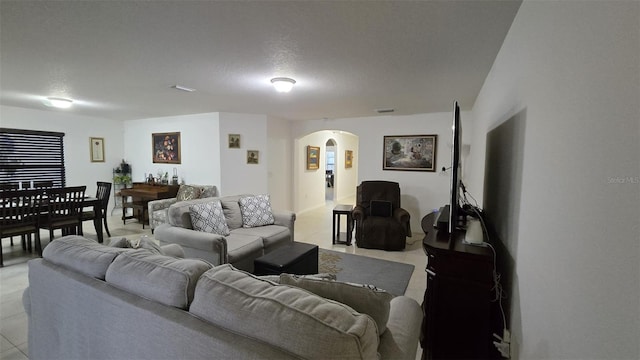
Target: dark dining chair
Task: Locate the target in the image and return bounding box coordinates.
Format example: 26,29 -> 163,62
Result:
0,189 -> 43,267
0,183 -> 21,246
40,186 -> 86,241
33,181 -> 54,191
81,182 -> 112,238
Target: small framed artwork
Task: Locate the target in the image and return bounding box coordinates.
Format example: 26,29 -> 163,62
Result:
152,132 -> 181,164
345,150 -> 353,168
307,145 -> 320,170
90,137 -> 105,162
383,134 -> 437,172
228,134 -> 241,148
247,150 -> 259,164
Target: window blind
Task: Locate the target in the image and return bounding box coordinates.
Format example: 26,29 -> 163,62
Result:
0,128 -> 66,188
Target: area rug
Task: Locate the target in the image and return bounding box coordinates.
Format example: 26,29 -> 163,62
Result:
318,249 -> 415,296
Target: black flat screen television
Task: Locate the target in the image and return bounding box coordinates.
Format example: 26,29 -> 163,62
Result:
449,100 -> 462,234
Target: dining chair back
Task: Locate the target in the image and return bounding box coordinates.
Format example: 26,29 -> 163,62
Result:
82,182 -> 112,238
40,186 -> 87,241
0,183 -> 20,192
0,189 -> 43,267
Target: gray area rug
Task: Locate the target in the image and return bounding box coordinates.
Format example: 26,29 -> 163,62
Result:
318,249 -> 415,296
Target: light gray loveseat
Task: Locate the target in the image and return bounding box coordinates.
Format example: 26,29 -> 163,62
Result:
23,236 -> 422,360
154,194 -> 295,272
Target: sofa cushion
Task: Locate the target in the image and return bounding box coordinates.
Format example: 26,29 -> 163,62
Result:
280,273 -> 393,334
42,235 -> 127,280
225,234 -> 264,265
176,185 -> 201,201
232,225 -> 291,252
189,200 -> 230,236
189,264 -> 379,359
239,194 -> 275,228
105,250 -> 212,309
219,195 -> 245,230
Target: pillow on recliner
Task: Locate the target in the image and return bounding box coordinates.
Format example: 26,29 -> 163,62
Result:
370,200 -> 392,217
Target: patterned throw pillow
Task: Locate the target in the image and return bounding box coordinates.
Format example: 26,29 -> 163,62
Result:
239,194 -> 275,228
189,200 -> 230,236
176,185 -> 201,201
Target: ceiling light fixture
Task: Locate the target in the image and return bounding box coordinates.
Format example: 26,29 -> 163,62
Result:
43,97 -> 73,109
270,77 -> 296,93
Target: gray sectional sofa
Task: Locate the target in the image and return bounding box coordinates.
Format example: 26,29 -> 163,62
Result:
23,236 -> 422,360
154,194 -> 295,272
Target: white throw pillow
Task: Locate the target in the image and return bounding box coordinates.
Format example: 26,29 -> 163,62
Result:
239,194 -> 275,228
189,200 -> 230,236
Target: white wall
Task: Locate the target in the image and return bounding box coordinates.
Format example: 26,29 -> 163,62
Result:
0,105 -> 124,211
123,112 -> 221,188
293,112 -> 469,234
267,116 -> 293,210
467,1 -> 640,359
218,112 -> 268,196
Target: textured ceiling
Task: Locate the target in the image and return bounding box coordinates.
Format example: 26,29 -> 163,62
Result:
0,1 -> 521,121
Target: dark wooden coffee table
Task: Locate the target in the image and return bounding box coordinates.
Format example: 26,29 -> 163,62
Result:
254,242 -> 319,276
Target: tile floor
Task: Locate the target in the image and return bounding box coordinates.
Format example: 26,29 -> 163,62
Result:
0,199 -> 427,359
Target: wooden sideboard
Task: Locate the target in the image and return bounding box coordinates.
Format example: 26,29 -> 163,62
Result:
120,183 -> 179,228
421,213 -> 495,359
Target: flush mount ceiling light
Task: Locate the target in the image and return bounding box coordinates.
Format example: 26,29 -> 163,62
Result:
43,97 -> 73,109
270,77 -> 296,93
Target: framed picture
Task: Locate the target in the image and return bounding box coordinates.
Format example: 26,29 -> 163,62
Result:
383,134 -> 437,171
307,146 -> 320,170
152,132 -> 181,164
247,150 -> 259,164
228,134 -> 241,148
345,150 -> 353,168
90,137 -> 105,162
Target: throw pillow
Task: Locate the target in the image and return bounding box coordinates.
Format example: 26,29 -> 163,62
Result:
189,200 -> 230,236
176,185 -> 201,201
279,273 -> 393,334
239,194 -> 275,228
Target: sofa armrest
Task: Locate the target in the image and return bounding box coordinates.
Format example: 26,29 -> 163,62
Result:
378,296 -> 422,360
273,210 -> 296,241
154,224 -> 228,265
149,198 -> 178,212
352,205 -> 366,221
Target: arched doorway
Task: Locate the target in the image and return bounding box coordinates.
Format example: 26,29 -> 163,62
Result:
325,139 -> 337,202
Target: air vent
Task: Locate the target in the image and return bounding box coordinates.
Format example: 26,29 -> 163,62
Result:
375,108 -> 395,114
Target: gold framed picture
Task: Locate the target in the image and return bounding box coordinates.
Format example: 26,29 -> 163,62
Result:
90,137 -> 105,162
247,150 -> 259,164
307,145 -> 320,170
345,150 -> 353,168
229,134 -> 241,148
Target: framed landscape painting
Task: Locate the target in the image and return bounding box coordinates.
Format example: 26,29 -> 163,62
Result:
307,145 -> 320,170
345,150 -> 353,168
383,135 -> 437,171
152,132 -> 181,164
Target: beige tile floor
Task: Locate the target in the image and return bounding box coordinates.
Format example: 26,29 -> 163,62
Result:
0,199 -> 427,359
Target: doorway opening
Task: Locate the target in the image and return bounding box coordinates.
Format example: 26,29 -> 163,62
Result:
325,139 -> 336,202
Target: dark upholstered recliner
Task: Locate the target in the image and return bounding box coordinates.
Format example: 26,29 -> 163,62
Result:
352,181 -> 411,251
